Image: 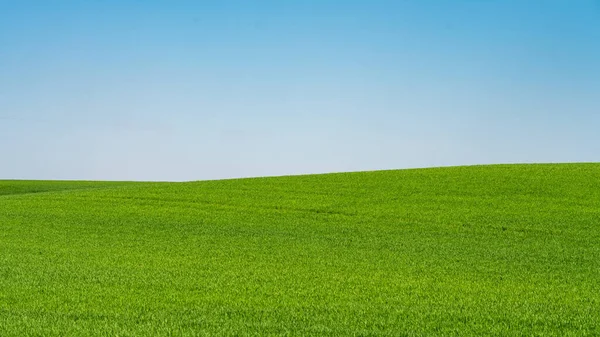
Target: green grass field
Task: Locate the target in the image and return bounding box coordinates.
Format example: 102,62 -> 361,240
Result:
1,163 -> 599,336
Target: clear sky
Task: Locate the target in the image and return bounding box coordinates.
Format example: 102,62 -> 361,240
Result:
1,1 -> 598,181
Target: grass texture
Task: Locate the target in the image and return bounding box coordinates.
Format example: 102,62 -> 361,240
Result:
1,163 -> 599,336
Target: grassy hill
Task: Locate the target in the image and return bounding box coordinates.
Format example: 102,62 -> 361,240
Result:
1,163 -> 599,336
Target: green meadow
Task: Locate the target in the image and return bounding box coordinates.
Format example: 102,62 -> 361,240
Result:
1,163 -> 599,336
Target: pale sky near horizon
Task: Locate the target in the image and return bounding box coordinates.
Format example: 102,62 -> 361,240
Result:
1,1 -> 599,181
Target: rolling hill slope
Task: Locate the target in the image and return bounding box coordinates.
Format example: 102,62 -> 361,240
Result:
1,164 -> 599,336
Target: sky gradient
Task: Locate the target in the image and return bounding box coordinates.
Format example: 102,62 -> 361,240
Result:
1,1 -> 599,181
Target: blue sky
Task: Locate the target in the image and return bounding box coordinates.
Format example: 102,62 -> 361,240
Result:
1,1 -> 598,181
